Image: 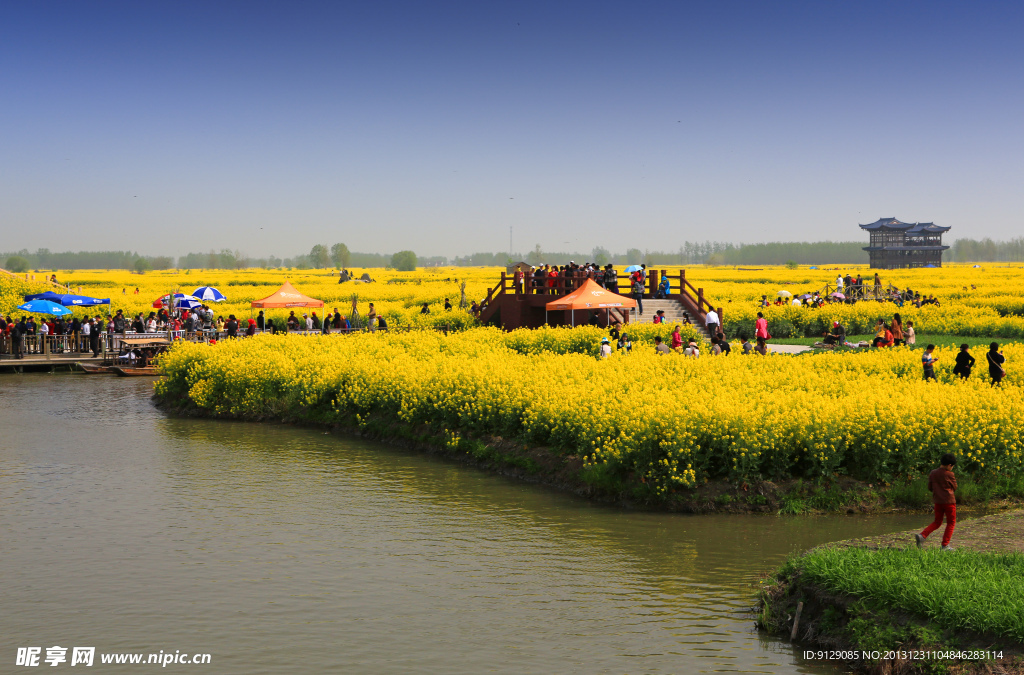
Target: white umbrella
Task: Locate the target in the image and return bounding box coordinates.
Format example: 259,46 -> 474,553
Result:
193,286 -> 226,302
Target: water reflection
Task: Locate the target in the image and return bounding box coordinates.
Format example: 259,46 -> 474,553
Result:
1,376 -> 918,674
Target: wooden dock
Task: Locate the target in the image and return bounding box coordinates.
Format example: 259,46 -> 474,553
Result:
0,354 -> 109,373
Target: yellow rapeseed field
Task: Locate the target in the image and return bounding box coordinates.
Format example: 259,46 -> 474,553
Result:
5,263 -> 1024,337
156,327 -> 1023,500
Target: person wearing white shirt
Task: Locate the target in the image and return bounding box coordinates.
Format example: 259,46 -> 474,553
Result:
704,309 -> 719,337
146,318 -> 157,333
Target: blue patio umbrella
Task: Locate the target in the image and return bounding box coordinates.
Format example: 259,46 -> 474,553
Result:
176,297 -> 203,310
24,291 -> 110,307
18,299 -> 73,316
623,265 -> 643,273
192,286 -> 226,302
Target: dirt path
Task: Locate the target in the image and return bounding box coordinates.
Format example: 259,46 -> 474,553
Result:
833,509 -> 1024,553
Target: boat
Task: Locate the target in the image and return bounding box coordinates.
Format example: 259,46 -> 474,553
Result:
112,366 -> 160,377
76,362 -> 115,374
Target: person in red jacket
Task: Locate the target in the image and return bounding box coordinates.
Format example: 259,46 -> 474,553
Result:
915,453 -> 958,550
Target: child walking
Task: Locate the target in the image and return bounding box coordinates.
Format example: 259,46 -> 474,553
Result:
915,453 -> 958,551
922,344 -> 938,381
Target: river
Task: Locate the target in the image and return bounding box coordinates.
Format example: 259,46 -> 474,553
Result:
1,376 -> 925,674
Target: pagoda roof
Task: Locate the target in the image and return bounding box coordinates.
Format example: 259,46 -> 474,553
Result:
863,245 -> 950,252
859,218 -> 951,234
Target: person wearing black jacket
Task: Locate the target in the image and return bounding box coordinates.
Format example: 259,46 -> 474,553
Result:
952,344 -> 975,379
12,317 -> 27,359
225,315 -> 239,338
89,318 -> 101,356
987,342 -> 1006,386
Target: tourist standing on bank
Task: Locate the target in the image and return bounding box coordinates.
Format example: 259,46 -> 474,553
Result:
952,344 -> 975,379
89,318 -> 101,356
915,453 -> 958,551
12,317 -> 27,359
987,342 -> 1006,385
79,317 -> 90,354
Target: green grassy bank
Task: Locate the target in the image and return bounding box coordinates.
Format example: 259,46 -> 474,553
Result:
759,546 -> 1024,673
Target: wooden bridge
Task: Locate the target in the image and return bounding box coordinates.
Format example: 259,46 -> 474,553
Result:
478,269 -> 723,332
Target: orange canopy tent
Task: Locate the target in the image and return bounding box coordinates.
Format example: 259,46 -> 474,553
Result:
545,278 -> 636,326
250,280 -> 324,308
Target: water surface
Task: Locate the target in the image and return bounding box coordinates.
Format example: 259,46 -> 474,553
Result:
0,376 -> 925,673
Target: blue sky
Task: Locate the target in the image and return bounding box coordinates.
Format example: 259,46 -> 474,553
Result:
2,1 -> 1023,258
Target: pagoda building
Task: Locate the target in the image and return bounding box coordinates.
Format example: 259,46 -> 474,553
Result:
860,218 -> 950,269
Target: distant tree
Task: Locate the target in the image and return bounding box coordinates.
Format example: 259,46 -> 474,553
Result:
391,250 -> 417,271
5,255 -> 29,273
134,257 -> 151,274
151,256 -> 175,270
331,243 -> 351,268
525,244 -> 543,266
625,248 -> 643,263
591,247 -> 610,266
785,260 -> 798,269
706,253 -> 725,266
309,244 -> 330,269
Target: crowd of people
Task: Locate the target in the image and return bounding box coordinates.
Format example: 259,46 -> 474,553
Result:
922,342 -> 1006,385
766,272 -> 943,309
513,263 -> 674,309
0,300 -> 400,359
595,319 -> 771,359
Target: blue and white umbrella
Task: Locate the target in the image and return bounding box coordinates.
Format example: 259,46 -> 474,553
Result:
623,264 -> 643,273
18,299 -> 73,316
192,286 -> 226,302
176,297 -> 203,310
24,291 -> 110,307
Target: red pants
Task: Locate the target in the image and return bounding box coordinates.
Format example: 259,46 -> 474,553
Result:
921,503 -> 956,547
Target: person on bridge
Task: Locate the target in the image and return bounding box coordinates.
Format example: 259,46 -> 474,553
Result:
656,275 -> 670,298
631,275 -> 644,316
653,310 -> 666,324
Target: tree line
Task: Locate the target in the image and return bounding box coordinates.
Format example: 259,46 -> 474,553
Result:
6,237 -> 1024,272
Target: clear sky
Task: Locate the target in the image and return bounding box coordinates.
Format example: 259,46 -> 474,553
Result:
2,1 -> 1023,258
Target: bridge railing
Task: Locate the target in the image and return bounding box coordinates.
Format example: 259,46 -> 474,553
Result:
479,269 -> 723,328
